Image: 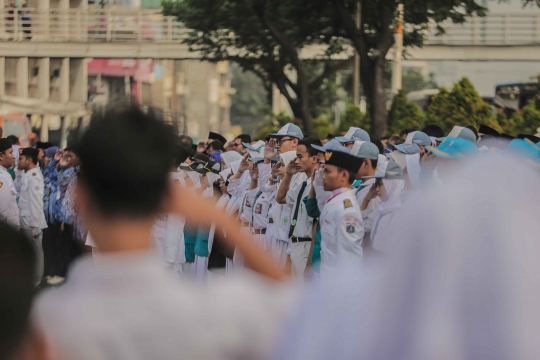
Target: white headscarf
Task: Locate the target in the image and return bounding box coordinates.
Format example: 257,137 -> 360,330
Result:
272,155 -> 540,360
378,178 -> 404,216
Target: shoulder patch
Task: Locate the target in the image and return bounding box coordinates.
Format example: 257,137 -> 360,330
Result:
32,172 -> 36,177
343,199 -> 353,209
0,181 -> 3,188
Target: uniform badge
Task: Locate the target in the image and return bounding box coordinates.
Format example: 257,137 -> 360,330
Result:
32,172 -> 36,177
282,217 -> 288,225
346,225 -> 355,233
325,151 -> 333,161
0,181 -> 3,188
254,203 -> 262,215
291,219 -> 297,226
343,199 -> 352,209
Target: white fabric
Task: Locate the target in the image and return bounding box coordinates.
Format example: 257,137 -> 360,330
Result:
377,154 -> 387,164
286,178 -> 313,239
221,151 -> 243,169
272,155 -> 540,360
276,204 -> 292,242
0,166 -> 20,229
378,179 -> 404,216
405,153 -> 422,190
35,251 -> 298,360
279,150 -> 297,167
320,189 -> 364,275
219,168 -> 232,180
18,167 -> 47,235
230,159 -> 241,175
290,241 -> 311,277
22,229 -> 43,286
272,240 -> 289,269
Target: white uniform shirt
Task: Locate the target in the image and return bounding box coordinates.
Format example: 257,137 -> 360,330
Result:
0,166 -> 20,229
319,189 -> 364,274
153,172 -> 187,264
286,177 -> 313,239
356,178 -> 381,226
18,167 -> 47,235
34,251 -> 298,360
368,210 -> 400,253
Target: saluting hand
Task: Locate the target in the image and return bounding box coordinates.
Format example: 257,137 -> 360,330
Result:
285,158 -> 298,176
271,161 -> 281,178
238,154 -> 250,173
54,149 -> 63,162
365,183 -> 378,201
264,139 -> 277,161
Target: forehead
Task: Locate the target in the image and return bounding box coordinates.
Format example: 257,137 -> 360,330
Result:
296,144 -> 309,155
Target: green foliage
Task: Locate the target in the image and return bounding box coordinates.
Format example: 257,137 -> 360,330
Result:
402,69 -> 438,95
312,118 -> 334,140
387,90 -> 426,135
426,77 -> 499,133
338,104 -> 369,134
229,64 -> 269,135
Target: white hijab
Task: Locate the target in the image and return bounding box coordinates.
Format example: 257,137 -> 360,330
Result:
272,155 -> 540,360
378,178 -> 404,216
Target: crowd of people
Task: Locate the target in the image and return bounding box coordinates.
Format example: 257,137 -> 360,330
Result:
1,101 -> 540,360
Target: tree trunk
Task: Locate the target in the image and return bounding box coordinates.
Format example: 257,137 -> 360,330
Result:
371,56 -> 387,138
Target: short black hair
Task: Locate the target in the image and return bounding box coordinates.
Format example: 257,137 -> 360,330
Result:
207,140 -> 225,152
298,136 -> 322,157
422,124 -> 445,138
370,139 -> 384,154
465,125 -> 479,141
0,221 -> 36,360
6,135 -> 18,145
235,134 -> 251,144
21,153 -> 38,165
78,102 -> 175,218
400,128 -> 416,137
173,144 -> 189,168
337,166 -> 356,185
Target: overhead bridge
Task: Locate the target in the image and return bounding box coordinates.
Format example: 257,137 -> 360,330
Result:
0,9 -> 539,61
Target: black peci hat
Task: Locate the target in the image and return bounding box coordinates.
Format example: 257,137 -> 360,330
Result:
324,150 -> 364,174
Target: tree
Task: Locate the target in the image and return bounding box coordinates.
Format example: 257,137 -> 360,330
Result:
426,77 -> 499,134
229,64 -> 269,136
163,0 -> 352,136
387,90 -> 425,134
331,0 -> 487,137
338,103 -> 370,134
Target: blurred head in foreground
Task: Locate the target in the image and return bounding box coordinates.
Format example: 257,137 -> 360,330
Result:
76,103 -> 175,252
0,221 -> 47,360
272,154 -> 540,360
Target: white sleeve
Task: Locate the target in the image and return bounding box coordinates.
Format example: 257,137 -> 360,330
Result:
257,163 -> 272,192
337,209 -> 364,263
0,180 -> 10,222
286,182 -> 299,206
28,176 -> 44,235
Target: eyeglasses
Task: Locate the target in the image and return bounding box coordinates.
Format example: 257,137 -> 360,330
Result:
276,138 -> 294,146
232,142 -> 242,147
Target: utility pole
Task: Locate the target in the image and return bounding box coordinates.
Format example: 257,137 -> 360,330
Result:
353,2 -> 361,106
391,3 -> 404,95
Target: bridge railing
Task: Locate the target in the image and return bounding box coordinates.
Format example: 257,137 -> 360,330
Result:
0,7 -> 189,42
425,12 -> 540,45
0,9 -> 539,46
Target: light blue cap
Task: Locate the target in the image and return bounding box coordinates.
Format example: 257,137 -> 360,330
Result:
506,139 -> 540,163
335,127 -> 370,143
524,138 -> 540,151
349,140 -> 379,160
427,137 -> 478,160
242,141 -> 265,152
362,161 -> 403,179
394,143 -> 421,154
436,126 -> 476,143
268,123 -> 304,139
312,138 -> 347,153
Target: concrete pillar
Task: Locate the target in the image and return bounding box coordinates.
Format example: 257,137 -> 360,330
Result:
60,57 -> 69,103
40,115 -> 48,142
17,57 -> 28,98
69,58 -> 87,103
60,115 -> 70,148
0,57 -> 5,97
39,57 -> 50,99
124,75 -> 131,95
